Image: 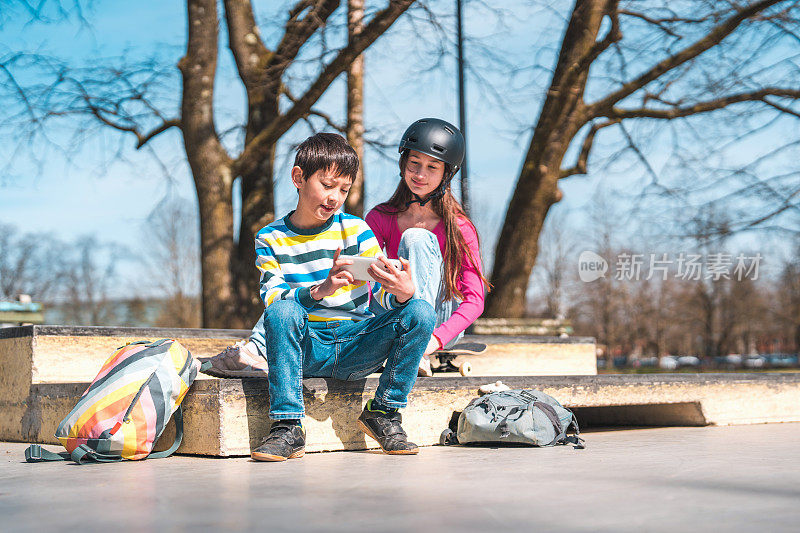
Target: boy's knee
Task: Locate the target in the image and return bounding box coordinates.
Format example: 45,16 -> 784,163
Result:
400,227 -> 438,249
399,299 -> 436,333
264,300 -> 306,331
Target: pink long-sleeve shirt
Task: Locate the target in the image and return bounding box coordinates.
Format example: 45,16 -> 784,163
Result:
365,207 -> 486,347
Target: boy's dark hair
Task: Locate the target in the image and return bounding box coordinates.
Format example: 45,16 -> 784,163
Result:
294,133 -> 359,182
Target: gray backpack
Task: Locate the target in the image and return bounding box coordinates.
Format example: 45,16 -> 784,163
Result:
442,389 -> 585,448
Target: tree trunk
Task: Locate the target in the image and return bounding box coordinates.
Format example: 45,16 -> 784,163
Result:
345,0 -> 366,218
484,0 -> 610,317
180,0 -> 236,328
234,98 -> 279,329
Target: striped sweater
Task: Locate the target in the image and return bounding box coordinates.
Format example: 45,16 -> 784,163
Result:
255,211 -> 399,322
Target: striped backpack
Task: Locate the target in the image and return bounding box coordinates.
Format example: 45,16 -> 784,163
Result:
25,339 -> 208,464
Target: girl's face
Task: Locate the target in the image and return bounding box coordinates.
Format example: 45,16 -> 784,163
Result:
403,150 -> 446,199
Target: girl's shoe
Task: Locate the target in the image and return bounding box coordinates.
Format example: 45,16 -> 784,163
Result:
200,340 -> 269,378
417,355 -> 433,377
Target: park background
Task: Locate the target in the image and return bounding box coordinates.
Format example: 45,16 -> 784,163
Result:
1,0 -> 799,368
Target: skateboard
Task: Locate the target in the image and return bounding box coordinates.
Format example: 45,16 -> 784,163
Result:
430,342 -> 488,376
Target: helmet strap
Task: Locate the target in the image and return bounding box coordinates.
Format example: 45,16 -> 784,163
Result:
403,175 -> 451,208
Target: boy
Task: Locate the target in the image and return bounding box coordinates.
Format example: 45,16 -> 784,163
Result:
242,133 -> 435,461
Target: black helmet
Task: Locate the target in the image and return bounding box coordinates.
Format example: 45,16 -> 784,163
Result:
398,118 -> 465,173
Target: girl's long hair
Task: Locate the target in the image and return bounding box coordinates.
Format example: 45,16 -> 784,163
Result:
375,151 -> 493,300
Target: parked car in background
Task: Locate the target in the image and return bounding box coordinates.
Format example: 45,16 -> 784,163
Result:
677,355 -> 701,368
743,355 -> 767,369
767,354 -> 799,368
715,354 -> 743,369
659,356 -> 679,370
637,356 -> 659,368
613,356 -> 629,368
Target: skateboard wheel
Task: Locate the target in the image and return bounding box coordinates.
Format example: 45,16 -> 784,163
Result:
459,362 -> 472,376
440,428 -> 456,446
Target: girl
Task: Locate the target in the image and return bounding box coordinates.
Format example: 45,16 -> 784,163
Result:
366,118 -> 491,376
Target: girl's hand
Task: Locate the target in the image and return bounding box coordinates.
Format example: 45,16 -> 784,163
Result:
368,256 -> 415,303
311,248 -> 355,300
423,335 -> 441,357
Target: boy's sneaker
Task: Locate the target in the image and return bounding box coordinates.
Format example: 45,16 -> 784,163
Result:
251,422 -> 305,462
357,402 -> 419,455
200,340 -> 269,378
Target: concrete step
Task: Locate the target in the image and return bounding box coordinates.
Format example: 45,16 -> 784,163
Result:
469,317 -> 573,336
7,373 -> 800,456
3,325 -> 798,457
0,325 -> 596,386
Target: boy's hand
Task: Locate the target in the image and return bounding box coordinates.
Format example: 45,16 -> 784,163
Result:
368,257 -> 415,303
311,248 -> 355,300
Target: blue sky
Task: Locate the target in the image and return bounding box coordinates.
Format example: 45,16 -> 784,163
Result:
1,0 -> 798,298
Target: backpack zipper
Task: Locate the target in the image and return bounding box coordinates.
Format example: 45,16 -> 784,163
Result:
121,341 -> 186,424
177,348 -> 193,377
122,370 -> 158,424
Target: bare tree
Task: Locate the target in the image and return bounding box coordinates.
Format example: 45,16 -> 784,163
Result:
485,0 -> 800,317
142,196 -> 202,328
0,224 -> 62,301
60,237 -> 122,326
2,0 -> 415,327
344,0 -> 366,218
526,209 -> 575,318
771,240 -> 800,351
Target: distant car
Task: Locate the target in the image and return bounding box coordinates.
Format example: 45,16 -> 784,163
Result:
715,354 -> 743,368
659,356 -> 679,370
743,356 -> 767,369
767,354 -> 798,368
677,355 -> 701,368
639,356 -> 658,368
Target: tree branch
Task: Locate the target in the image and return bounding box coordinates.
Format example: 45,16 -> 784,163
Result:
179,0 -> 231,167
563,0 -> 621,87
559,119 -> 620,179
234,0 -> 414,177
136,118 -> 181,148
281,84 -> 346,132
600,88 -> 800,120
268,0 -> 341,77
589,0 -> 784,114
223,0 -> 272,90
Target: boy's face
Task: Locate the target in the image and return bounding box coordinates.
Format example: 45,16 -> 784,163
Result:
291,166 -> 352,225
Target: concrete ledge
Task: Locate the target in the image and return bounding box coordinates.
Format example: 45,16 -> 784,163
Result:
0,326 -> 597,389
5,373 -> 800,456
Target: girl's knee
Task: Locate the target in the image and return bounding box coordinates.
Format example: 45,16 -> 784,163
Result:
400,227 -> 437,248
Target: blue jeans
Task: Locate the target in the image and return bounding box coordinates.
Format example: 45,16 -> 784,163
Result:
392,228 -> 464,349
262,299 -> 435,419
250,228 -> 463,356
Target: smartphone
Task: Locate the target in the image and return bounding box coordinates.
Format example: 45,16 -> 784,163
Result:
339,255 -> 402,282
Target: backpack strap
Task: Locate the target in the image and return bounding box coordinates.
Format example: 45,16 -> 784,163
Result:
25,444 -> 70,462
24,407 -> 186,464
147,405 -> 184,459
564,413 -> 586,449
71,445 -> 123,464
533,401 -> 566,446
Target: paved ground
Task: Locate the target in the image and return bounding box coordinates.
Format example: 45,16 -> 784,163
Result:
2,423 -> 799,532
